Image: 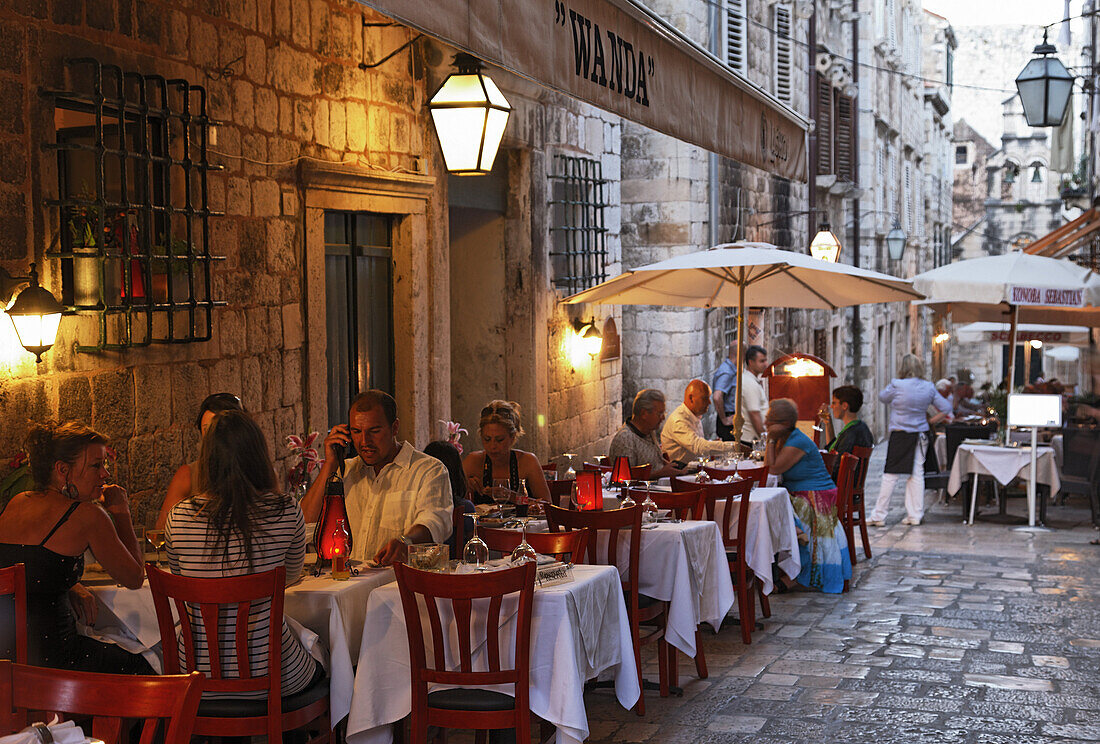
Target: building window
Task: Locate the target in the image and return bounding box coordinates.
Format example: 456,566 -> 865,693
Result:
45,58 -> 221,350
324,211 -> 395,426
835,94 -> 854,181
773,4 -> 793,104
955,144 -> 968,164
549,154 -> 608,295
724,0 -> 747,75
723,307 -> 739,351
815,73 -> 833,176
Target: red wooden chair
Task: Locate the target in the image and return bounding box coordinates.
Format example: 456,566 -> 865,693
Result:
638,488 -> 704,521
687,478 -> 761,645
582,462 -> 612,473
629,464 -> 652,481
848,445 -> 874,562
146,565 -> 330,744
478,527 -> 589,563
394,561 -> 536,744
835,453 -> 859,591
0,564 -> 27,664
738,464 -> 770,489
544,504 -> 668,715
0,660 -> 204,744
819,451 -> 839,477
541,462 -> 559,477
547,478 -> 575,508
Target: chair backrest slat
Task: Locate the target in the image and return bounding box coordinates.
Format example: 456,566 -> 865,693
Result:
738,465 -> 770,489
0,564 -> 27,664
453,598 -> 473,673
478,527 -> 588,563
851,445 -> 873,496
639,488 -> 703,521
424,595 -> 447,675
486,594 -> 503,672
544,504 -> 641,608
836,454 -> 859,525
0,660 -> 204,744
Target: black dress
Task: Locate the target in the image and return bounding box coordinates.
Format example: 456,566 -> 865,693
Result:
0,501 -> 152,673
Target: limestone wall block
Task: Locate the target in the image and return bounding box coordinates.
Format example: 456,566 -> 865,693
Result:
330,101 -> 346,151
58,375 -> 92,425
346,101 -> 367,152
252,180 -> 280,218
282,349 -> 301,408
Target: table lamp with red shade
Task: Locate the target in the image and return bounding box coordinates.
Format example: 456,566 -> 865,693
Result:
314,475 -> 352,565
574,469 -> 602,510
610,455 -> 632,486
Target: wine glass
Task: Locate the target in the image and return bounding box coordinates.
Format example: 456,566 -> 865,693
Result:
620,481 -> 640,509
462,513 -> 489,569
562,453 -> 578,480
641,483 -> 659,522
491,479 -> 513,514
509,517 -> 538,564
145,529 -> 166,567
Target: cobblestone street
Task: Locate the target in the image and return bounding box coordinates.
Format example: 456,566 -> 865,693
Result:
583,451 -> 1100,743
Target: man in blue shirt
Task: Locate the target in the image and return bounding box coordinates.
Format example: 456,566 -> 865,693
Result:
711,341 -> 739,442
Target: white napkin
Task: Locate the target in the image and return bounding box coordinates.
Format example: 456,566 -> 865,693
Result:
0,718 -> 87,744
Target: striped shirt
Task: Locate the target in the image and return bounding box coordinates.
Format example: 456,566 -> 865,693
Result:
165,493 -> 317,699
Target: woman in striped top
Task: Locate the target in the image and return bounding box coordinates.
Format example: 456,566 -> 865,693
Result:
165,409 -> 322,699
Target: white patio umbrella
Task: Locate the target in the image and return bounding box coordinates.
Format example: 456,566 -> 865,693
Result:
913,251 -> 1100,528
562,242 -> 922,439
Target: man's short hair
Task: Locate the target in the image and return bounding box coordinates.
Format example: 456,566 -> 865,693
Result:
349,389 -> 398,424
632,389 -> 665,417
745,345 -> 767,364
832,385 -> 863,413
935,378 -> 953,393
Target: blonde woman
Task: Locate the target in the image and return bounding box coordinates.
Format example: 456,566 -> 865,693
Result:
869,354 -> 952,527
461,401 -> 551,506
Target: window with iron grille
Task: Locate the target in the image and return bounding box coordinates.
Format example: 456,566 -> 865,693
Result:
324,211 -> 395,427
549,155 -> 608,295
723,307 -> 739,351
43,58 -> 223,350
773,4 -> 793,104
724,0 -> 747,75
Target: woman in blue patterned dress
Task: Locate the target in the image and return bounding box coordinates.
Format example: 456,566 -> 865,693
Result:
764,398 -> 852,593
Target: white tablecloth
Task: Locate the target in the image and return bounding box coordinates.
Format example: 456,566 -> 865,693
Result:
947,443 -> 1061,495
347,564 -> 639,744
705,487 -> 800,595
86,566 -> 396,727
935,432 -> 1063,471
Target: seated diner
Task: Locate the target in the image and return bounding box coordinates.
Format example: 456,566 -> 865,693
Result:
461,400 -> 551,506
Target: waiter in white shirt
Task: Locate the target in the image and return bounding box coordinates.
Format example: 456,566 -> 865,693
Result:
302,390 -> 452,565
660,379 -> 737,465
739,345 -> 770,449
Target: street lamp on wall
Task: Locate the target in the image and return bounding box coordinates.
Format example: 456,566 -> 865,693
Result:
809,223 -> 841,262
2,263 -> 65,362
428,53 -> 512,175
885,221 -> 907,261
1014,31 -> 1074,128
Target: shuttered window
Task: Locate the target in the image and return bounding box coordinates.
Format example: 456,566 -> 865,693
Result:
774,5 -> 793,103
815,73 -> 833,176
903,161 -> 912,233
835,95 -> 854,182
725,0 -> 747,74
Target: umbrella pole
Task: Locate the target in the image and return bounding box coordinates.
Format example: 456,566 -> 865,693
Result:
732,278 -> 745,444
1005,305 -> 1020,446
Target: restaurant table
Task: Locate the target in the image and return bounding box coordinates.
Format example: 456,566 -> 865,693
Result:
347,563 -> 640,744
84,566 -> 396,729
529,514 -> 733,659
947,442 -> 1060,524
935,432 -> 1064,470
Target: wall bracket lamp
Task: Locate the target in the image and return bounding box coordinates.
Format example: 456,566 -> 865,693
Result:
2,263 -> 65,362
428,53 -> 512,175
572,317 -> 603,358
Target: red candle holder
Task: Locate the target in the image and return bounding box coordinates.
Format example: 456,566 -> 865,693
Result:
610,455 -> 632,486
314,478 -> 351,564
575,469 -> 603,511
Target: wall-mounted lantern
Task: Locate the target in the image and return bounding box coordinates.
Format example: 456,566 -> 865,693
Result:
886,221 -> 907,261
572,317 -> 603,358
2,263 -> 64,362
428,53 -> 512,175
809,223 -> 841,263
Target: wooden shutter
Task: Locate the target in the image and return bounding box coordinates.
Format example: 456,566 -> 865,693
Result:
835,94 -> 854,182
725,0 -> 746,74
815,73 -> 833,176
774,5 -> 793,103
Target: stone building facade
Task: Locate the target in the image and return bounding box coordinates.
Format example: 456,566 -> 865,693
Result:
0,0 -> 630,523
951,118 -> 996,261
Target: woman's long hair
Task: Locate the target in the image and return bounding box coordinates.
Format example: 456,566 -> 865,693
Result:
193,410 -> 280,569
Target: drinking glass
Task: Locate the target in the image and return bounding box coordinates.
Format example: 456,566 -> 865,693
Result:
145,529 -> 166,567
491,479 -> 513,513
562,453 -> 578,480
509,517 -> 538,564
620,481 -> 641,509
641,483 -> 659,522
462,513 -> 489,569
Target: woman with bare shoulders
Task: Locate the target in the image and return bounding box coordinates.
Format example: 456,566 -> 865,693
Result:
461,401 -> 551,507
0,422 -> 151,672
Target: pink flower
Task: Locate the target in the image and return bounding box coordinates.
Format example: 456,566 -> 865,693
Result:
439,420 -> 468,454
285,432 -> 322,482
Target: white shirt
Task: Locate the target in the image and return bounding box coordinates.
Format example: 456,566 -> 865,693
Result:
660,403 -> 733,463
342,441 -> 453,561
740,371 -> 769,442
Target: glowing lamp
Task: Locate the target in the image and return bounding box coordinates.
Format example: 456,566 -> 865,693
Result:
809,223 -> 841,263
610,455 -> 632,486
3,263 -> 64,363
1015,32 -> 1074,128
1030,339 -> 1043,349
783,358 -> 825,378
429,53 -> 512,175
933,332 -> 950,345
574,318 -> 603,356
313,477 -> 351,563
574,469 -> 602,511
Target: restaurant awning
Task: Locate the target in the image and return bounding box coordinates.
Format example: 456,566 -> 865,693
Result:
1024,207 -> 1100,258
955,322 -> 1091,346
355,0 -> 809,182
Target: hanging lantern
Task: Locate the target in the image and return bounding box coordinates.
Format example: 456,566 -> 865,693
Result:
809,223 -> 841,262
886,221 -> 907,261
4,263 -> 64,363
1014,32 -> 1074,128
428,53 -> 512,175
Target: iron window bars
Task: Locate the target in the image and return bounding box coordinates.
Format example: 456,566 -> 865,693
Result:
42,57 -> 224,351
549,154 -> 608,295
